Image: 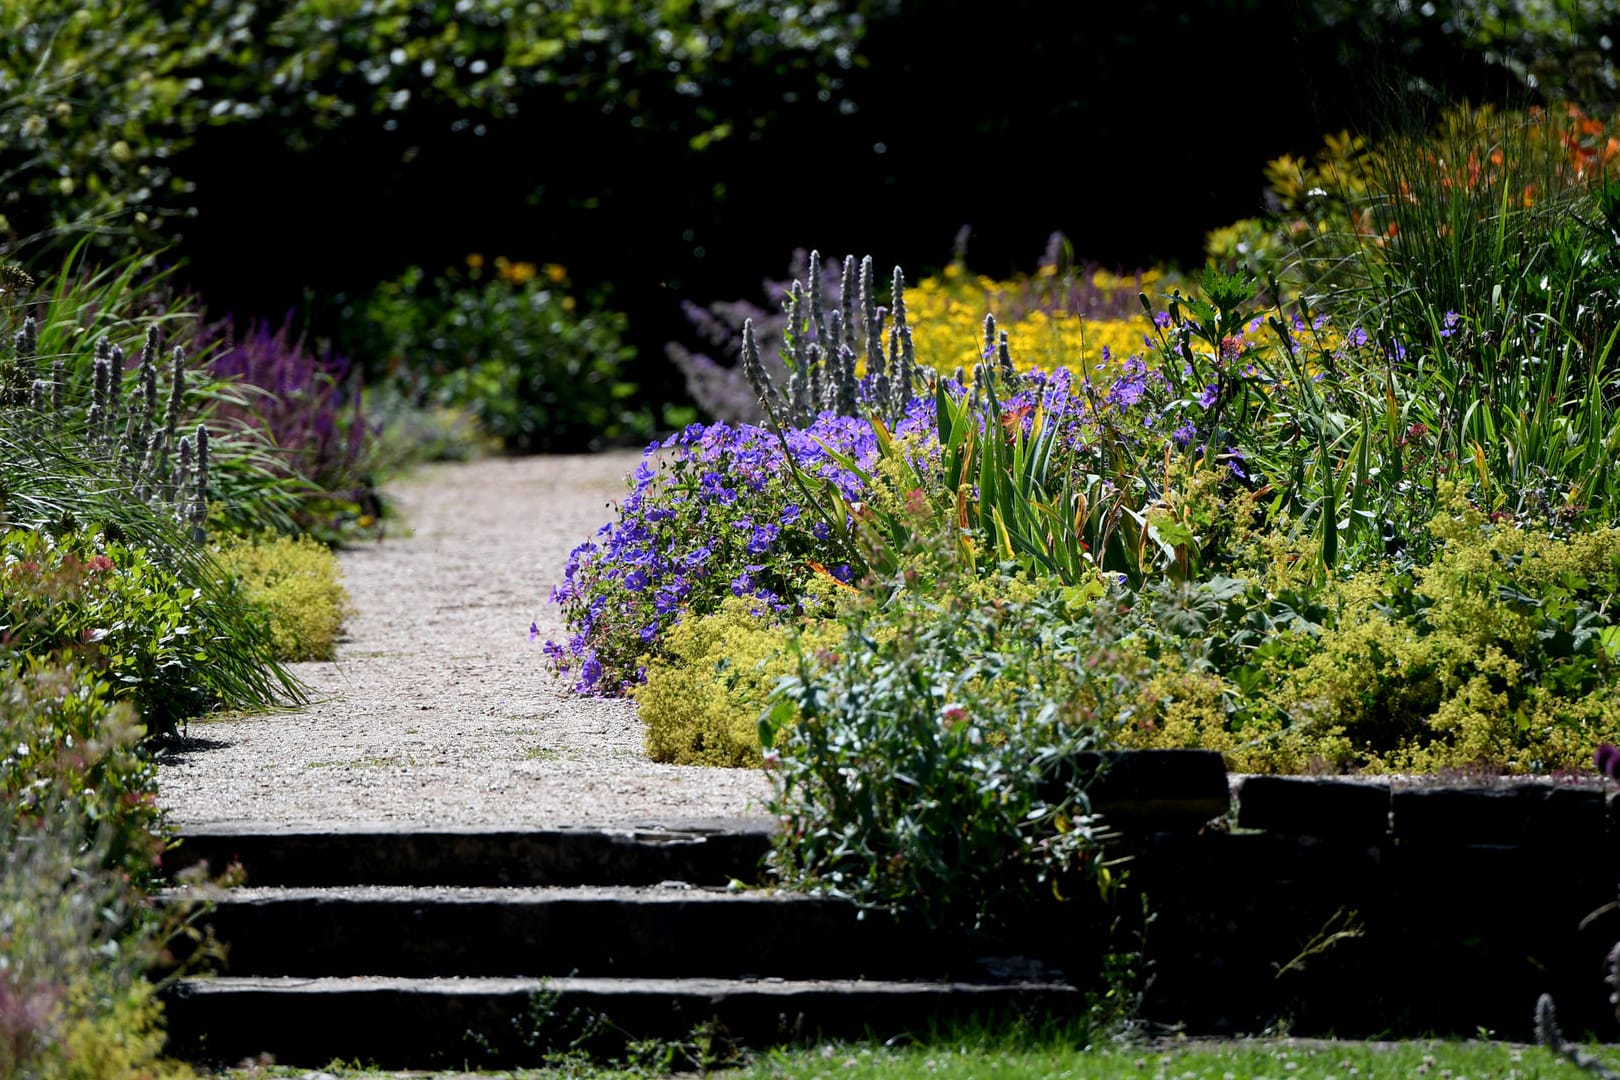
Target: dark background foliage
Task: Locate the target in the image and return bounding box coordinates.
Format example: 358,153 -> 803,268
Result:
8,0 -> 1614,419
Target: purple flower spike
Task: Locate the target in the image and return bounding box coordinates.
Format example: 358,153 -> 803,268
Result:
1595,743 -> 1620,780
529,621 -> 539,643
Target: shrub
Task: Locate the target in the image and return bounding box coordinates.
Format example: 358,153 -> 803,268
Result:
213,534 -> 352,663
633,595 -> 843,767
1276,498 -> 1620,772
350,257 -> 653,453
0,660 -> 190,1080
0,526 -> 294,735
0,1 -> 880,252
763,555 -> 1119,931
1105,490 -> 1620,773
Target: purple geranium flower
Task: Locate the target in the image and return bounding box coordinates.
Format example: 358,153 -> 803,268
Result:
747,523 -> 780,555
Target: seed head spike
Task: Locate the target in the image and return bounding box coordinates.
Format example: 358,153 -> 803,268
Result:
806,249 -> 825,350
839,256 -> 857,358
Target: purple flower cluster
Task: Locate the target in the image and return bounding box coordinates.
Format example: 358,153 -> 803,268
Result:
544,411 -> 910,694
197,312 -> 369,496
545,330 -> 1299,699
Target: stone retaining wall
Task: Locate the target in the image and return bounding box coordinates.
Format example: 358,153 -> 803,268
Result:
1089,752 -> 1618,1040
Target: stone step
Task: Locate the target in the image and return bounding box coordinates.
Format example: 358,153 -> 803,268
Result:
162,974 -> 1081,1069
165,818 -> 777,888
161,752 -> 1230,891
166,883 -> 1097,982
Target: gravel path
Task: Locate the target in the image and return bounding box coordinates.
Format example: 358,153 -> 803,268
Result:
157,451 -> 772,830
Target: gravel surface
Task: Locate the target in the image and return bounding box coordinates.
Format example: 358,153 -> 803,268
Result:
158,451 -> 772,830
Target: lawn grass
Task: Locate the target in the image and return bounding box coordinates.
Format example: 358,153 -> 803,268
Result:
209,1035 -> 1616,1079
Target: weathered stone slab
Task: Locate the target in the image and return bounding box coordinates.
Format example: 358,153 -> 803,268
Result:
1055,750 -> 1230,832
166,820 -> 777,888
1391,784 -> 1604,847
1235,775 -> 1391,841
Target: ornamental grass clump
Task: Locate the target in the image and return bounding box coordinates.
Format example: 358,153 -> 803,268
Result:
1,252 -> 305,736
1239,104 -> 1620,541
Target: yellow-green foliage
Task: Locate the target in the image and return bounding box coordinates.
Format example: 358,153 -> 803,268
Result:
53,978 -> 196,1080
212,535 -> 351,662
1114,502 -> 1620,773
635,597 -> 842,767
1280,509 -> 1620,773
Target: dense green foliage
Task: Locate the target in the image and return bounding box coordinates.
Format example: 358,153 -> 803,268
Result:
0,248 -> 342,1074
762,548 -> 1118,929
546,99 -> 1620,970
0,0 -> 880,252
348,257 -> 653,452
0,526 -> 291,734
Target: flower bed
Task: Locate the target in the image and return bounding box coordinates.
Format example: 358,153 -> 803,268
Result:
548,102 -> 1620,933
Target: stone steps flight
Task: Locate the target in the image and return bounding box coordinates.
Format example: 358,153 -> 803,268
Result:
157,820 -> 1090,1068
159,752 -> 1230,1068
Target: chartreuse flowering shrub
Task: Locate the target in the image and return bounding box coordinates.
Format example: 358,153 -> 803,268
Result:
634,593 -> 847,766
1094,484 -> 1620,774
212,534 -> 352,663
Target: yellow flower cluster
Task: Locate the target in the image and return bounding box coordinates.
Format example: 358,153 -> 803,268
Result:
904,262 -> 1172,382
463,254 -> 569,287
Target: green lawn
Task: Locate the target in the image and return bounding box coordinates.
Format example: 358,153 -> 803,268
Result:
213,1036 -> 1616,1079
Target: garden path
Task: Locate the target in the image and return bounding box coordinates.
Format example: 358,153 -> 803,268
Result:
157,451 -> 772,829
